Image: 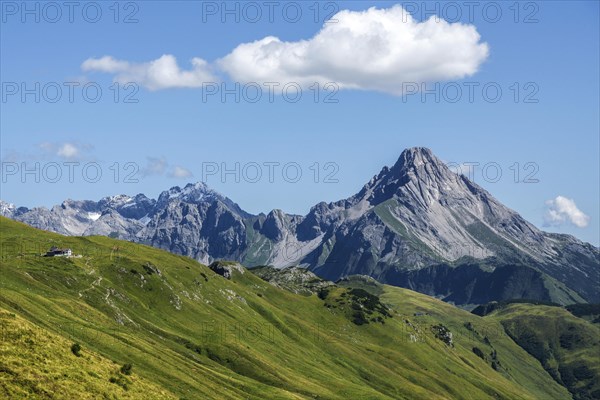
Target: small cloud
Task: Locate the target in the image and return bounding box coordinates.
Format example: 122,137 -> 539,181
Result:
57,143 -> 80,159
82,55 -> 217,90
170,166 -> 193,178
141,157 -> 168,177
139,157 -> 193,179
544,196 -> 590,228
38,142 -> 92,160
81,56 -> 129,73
38,142 -> 54,153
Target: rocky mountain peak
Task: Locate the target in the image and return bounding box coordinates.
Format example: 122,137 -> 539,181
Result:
390,147 -> 455,183
357,147 -> 460,207
262,209 -> 289,241
394,147 -> 436,169
153,181 -> 253,225
158,182 -> 215,203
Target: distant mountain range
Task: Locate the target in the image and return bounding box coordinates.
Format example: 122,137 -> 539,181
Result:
3,147 -> 598,305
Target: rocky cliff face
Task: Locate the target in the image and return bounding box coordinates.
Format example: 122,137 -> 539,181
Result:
139,192 -> 248,264
3,148 -> 598,304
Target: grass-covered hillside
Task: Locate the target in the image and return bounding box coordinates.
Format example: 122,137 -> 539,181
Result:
481,303 -> 600,400
0,309 -> 176,399
0,216 -> 579,399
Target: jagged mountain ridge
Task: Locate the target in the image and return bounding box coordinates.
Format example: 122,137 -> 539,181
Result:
3,148 -> 598,304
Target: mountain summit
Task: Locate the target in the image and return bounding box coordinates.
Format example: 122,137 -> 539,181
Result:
391,146 -> 449,179
357,147 -> 471,207
3,148 -> 598,305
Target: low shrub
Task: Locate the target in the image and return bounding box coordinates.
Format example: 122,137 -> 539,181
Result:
120,363 -> 133,375
70,343 -> 81,357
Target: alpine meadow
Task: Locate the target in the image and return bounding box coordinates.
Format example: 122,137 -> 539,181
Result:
1,1 -> 599,399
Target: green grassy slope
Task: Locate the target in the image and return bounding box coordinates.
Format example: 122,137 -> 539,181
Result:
0,217 -> 572,399
379,286 -> 573,400
483,304 -> 600,400
0,309 -> 177,399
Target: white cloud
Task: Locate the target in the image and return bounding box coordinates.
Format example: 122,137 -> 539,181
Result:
39,142 -> 91,160
544,196 -> 590,228
170,166 -> 193,178
57,143 -> 79,159
141,157 -> 168,177
38,142 -> 54,153
82,55 -> 216,90
141,158 -> 193,180
81,56 -> 129,73
80,6 -> 488,94
218,5 -> 489,94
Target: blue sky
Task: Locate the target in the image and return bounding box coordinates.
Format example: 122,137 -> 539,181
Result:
1,1 -> 598,245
